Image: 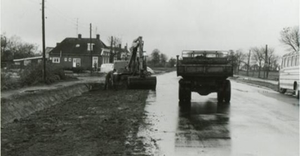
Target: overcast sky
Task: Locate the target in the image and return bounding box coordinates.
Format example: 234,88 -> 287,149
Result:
1,0 -> 299,58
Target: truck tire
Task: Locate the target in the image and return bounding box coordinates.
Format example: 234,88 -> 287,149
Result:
224,80 -> 231,103
179,83 -> 191,102
217,90 -> 223,103
179,84 -> 184,101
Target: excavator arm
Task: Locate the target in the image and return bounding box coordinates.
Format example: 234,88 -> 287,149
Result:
126,36 -> 157,90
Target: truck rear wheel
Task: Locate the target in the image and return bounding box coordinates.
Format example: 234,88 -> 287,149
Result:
217,80 -> 231,103
224,80 -> 231,103
217,91 -> 224,103
179,83 -> 191,102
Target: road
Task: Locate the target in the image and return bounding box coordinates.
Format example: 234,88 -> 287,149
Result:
133,71 -> 299,156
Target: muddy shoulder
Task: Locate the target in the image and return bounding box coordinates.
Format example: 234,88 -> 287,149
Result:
1,89 -> 149,156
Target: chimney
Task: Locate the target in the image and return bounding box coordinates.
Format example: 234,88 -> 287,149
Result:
56,42 -> 60,46
96,34 -> 100,40
119,44 -> 122,48
78,34 -> 82,39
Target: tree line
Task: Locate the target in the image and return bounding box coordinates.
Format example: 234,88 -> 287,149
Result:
1,34 -> 39,67
230,26 -> 299,79
147,48 -> 176,67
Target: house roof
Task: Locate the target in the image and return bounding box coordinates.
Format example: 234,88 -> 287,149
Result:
13,56 -> 43,62
45,47 -> 54,54
50,37 -> 107,55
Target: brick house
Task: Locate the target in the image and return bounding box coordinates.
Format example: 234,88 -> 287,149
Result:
49,34 -> 108,70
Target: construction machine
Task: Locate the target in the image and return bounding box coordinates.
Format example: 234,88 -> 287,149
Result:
113,36 -> 157,90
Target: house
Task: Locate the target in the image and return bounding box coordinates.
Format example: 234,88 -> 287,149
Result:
49,34 -> 108,70
13,56 -> 43,68
45,47 -> 54,59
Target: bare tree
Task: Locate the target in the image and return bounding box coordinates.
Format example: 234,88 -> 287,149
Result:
265,48 -> 275,78
245,50 -> 251,76
251,47 -> 265,78
232,49 -> 246,74
269,55 -> 280,71
107,36 -> 122,63
2,35 -> 37,59
107,36 -> 122,47
280,26 -> 299,52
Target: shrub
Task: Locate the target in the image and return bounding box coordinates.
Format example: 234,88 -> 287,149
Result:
1,72 -> 21,90
20,62 -> 68,85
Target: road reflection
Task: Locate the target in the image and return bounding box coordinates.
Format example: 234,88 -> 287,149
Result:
175,99 -> 231,155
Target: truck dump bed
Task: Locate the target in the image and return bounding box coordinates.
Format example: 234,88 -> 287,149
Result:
177,50 -> 233,78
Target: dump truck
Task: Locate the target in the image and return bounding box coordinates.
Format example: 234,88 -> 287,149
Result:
176,50 -> 233,104
113,36 -> 156,90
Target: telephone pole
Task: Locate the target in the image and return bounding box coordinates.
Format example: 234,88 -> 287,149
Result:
247,50 -> 251,76
42,0 -> 46,82
76,18 -> 78,35
265,44 -> 268,79
90,23 -> 92,74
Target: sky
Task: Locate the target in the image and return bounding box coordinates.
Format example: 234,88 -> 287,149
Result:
1,0 -> 299,58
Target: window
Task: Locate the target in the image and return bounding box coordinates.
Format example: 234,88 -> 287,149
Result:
287,57 -> 290,67
76,44 -> 80,47
291,56 -> 295,66
296,56 -> 299,66
64,57 -> 67,62
52,57 -> 60,63
69,58 -> 72,62
87,43 -> 95,51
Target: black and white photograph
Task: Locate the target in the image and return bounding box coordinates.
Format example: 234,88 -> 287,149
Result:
1,0 -> 299,155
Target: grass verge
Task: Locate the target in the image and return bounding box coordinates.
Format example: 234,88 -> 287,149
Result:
1,88 -> 149,156
233,77 -> 278,91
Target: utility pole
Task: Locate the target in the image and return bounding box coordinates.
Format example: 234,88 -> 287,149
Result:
265,44 -> 269,79
247,50 -> 251,76
264,44 -> 268,79
90,23 -> 92,74
76,18 -> 78,35
110,36 -> 113,63
42,0 -> 46,82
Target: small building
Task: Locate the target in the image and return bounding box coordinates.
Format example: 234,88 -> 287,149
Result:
49,34 -> 108,70
45,47 -> 54,59
13,56 -> 43,68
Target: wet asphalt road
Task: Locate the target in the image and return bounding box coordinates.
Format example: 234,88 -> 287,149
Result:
135,71 -> 299,156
